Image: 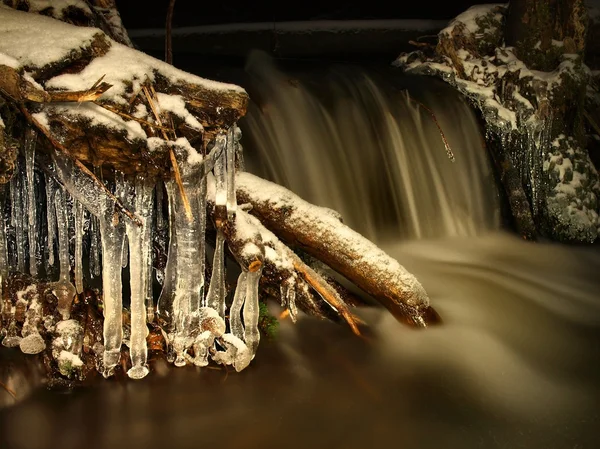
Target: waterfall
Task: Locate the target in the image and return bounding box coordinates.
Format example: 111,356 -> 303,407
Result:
241,51 -> 500,242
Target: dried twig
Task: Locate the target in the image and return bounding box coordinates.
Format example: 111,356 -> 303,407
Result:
0,380 -> 16,401
93,101 -> 172,131
408,40 -> 433,48
165,0 -> 177,64
290,253 -> 362,336
142,85 -> 193,221
405,91 -> 456,162
21,106 -> 143,226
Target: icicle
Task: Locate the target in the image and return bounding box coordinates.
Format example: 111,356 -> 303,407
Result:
53,189 -> 76,320
233,124 -> 245,171
122,235 -> 129,268
89,215 -> 101,278
24,128 -> 37,277
243,268 -> 263,356
45,175 -> 56,268
74,200 -> 84,294
280,276 -> 298,323
226,126 -> 237,217
214,133 -> 227,209
125,177 -> 154,380
197,163 -> 207,312
206,228 -> 226,318
157,147 -> 206,366
99,176 -> 126,377
157,182 -> 177,323
0,185 -> 8,280
11,170 -> 25,273
230,271 -> 248,340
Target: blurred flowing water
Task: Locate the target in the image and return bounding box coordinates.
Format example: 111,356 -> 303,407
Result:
1,53 -> 599,449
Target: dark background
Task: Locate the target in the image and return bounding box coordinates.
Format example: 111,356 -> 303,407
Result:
115,0 -> 492,29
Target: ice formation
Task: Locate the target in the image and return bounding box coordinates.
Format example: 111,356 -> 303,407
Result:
0,119 -> 274,379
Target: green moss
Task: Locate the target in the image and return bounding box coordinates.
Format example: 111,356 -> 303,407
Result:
258,301 -> 278,340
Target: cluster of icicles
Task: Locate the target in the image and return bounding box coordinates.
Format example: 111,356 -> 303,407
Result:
0,125 -> 263,379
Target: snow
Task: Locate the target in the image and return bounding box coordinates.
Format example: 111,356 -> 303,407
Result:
440,4 -> 506,36
28,0 -> 92,18
46,41 -> 245,105
0,52 -> 19,69
0,6 -> 100,71
156,93 -> 203,131
58,350 -> 83,367
36,103 -> 146,142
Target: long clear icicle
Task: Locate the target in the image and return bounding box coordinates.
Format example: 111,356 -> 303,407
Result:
198,159 -> 207,312
230,271 -> 248,340
214,134 -> 227,209
0,186 -> 6,318
74,200 -> 84,294
100,176 -> 126,377
24,128 -> 37,277
89,215 -> 101,278
45,175 -> 56,268
206,228 -> 226,318
207,134 -> 228,319
0,185 -> 8,281
243,268 -> 263,357
53,189 -> 76,320
226,126 -> 237,217
11,170 -> 25,273
233,124 -> 245,171
126,177 -> 154,379
158,147 -> 206,367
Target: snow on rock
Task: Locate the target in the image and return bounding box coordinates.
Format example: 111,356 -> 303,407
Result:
0,52 -> 19,69
543,135 -> 600,241
440,4 -> 506,37
0,5 -> 101,73
28,0 -> 92,19
395,4 -> 600,241
45,40 -> 245,104
36,102 -> 146,143
155,93 -> 204,131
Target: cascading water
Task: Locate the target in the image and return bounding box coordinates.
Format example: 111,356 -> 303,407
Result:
242,51 -> 500,242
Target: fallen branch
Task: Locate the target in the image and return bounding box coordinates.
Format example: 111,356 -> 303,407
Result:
404,91 -> 455,162
235,173 -> 440,327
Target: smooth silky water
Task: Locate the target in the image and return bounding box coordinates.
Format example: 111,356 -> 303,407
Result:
1,52 -> 599,449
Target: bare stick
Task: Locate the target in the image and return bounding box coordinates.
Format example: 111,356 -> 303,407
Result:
93,101 -> 172,131
291,254 -> 362,336
142,85 -> 193,221
405,91 -> 456,162
0,380 -> 16,401
165,0 -> 177,65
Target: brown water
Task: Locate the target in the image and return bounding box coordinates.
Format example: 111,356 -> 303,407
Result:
1,233 -> 599,449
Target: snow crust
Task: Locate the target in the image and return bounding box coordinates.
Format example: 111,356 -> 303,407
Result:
46,41 -> 245,104
0,6 -> 99,70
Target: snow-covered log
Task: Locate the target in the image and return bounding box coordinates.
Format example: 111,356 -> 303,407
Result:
235,173 -> 439,327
